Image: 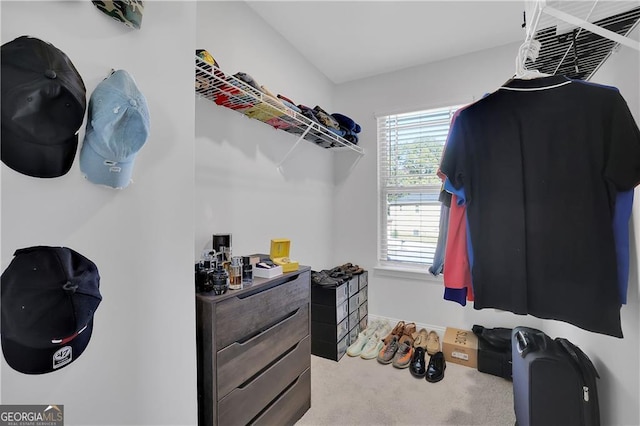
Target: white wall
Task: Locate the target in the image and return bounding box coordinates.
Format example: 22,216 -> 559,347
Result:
334,26 -> 640,426
194,1 -> 340,268
1,2 -> 197,425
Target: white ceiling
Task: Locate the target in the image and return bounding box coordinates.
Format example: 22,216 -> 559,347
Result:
247,1 -> 529,84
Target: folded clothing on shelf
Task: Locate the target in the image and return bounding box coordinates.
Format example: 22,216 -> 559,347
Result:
213,76 -> 256,111
260,85 -> 285,108
327,127 -> 346,137
233,72 -> 262,92
277,96 -> 302,113
277,94 -> 296,104
331,112 -> 361,145
313,106 -> 341,130
244,104 -> 291,130
298,104 -> 322,125
202,66 -> 362,149
331,113 -> 360,133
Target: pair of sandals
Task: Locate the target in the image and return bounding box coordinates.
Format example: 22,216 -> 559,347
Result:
311,270 -> 343,288
326,263 -> 364,281
383,321 -> 416,346
311,263 -> 365,288
337,262 -> 364,276
326,263 -> 362,281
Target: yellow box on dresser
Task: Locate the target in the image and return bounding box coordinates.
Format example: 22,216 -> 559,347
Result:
270,238 -> 299,272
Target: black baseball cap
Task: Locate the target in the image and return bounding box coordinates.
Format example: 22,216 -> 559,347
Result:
1,36 -> 87,178
1,246 -> 101,374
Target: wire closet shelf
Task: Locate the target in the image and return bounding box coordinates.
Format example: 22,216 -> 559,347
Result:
195,56 -> 364,156
522,0 -> 640,80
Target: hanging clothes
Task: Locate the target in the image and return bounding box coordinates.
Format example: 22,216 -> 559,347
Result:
613,189 -> 634,305
442,179 -> 474,306
440,75 -> 640,338
437,105 -> 477,306
428,191 -> 450,277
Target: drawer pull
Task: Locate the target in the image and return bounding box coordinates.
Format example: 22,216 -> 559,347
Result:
236,273 -> 302,300
237,340 -> 301,389
236,308 -> 299,345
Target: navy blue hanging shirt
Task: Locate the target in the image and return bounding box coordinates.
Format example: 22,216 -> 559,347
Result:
440,75 -> 640,338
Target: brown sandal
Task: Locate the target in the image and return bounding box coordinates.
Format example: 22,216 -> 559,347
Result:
403,322 -> 416,338
383,321 -> 405,345
391,321 -> 405,336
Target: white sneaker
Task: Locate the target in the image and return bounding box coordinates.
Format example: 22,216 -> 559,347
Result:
346,332 -> 369,357
362,320 -> 381,338
374,321 -> 392,339
360,336 -> 384,360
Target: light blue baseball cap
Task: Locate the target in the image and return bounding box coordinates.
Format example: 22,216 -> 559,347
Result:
80,69 -> 149,189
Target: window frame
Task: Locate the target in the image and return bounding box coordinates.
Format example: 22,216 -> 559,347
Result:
376,103 -> 464,272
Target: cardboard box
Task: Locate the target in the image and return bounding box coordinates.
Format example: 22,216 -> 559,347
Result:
270,239 -> 299,272
442,327 -> 478,369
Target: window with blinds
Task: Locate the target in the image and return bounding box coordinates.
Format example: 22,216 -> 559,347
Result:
377,104 -> 463,268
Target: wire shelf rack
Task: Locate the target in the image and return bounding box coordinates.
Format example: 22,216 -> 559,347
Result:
523,1 -> 640,80
195,56 -> 364,156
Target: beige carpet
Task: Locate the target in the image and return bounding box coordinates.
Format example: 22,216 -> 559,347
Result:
297,354 -> 515,426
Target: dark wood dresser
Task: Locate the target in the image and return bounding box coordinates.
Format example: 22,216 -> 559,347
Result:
196,267 -> 311,425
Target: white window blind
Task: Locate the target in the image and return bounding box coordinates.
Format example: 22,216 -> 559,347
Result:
377,104 -> 463,268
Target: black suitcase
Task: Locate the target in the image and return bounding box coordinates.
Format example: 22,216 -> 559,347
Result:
512,327 -> 600,426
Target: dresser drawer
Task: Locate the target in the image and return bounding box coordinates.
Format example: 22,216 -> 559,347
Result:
250,368 -> 311,426
217,304 -> 309,399
215,271 -> 309,348
218,336 -> 310,426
